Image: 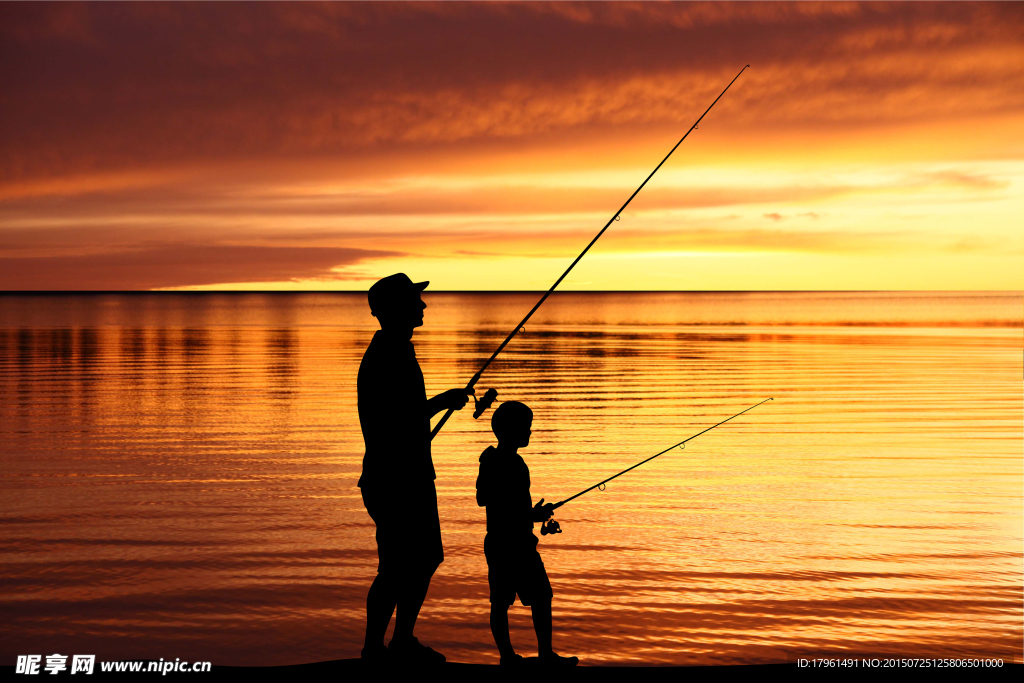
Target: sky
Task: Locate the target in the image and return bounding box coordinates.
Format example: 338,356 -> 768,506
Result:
1,1 -> 1022,291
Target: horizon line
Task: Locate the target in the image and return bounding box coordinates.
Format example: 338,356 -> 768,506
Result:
0,290 -> 1019,295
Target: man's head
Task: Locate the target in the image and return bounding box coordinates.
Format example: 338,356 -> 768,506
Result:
491,401 -> 533,449
368,273 -> 428,332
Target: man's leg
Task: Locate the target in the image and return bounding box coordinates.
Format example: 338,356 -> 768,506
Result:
388,565 -> 445,663
392,565 -> 435,642
387,483 -> 446,662
489,603 -> 515,659
363,573 -> 398,650
361,486 -> 397,655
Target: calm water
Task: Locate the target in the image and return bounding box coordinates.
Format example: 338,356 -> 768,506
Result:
1,292 -> 1021,666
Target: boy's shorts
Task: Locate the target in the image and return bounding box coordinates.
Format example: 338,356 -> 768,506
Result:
484,533 -> 553,607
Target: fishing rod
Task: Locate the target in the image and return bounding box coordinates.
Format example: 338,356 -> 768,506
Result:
539,398 -> 772,534
431,65 -> 751,440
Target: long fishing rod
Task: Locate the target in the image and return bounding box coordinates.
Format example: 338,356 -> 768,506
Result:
431,65 -> 751,440
550,397 -> 772,516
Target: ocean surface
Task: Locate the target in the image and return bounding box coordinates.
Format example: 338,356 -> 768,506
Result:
1,292 -> 1021,666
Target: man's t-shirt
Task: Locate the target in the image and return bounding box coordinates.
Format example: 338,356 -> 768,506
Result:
476,446 -> 535,544
357,330 -> 433,490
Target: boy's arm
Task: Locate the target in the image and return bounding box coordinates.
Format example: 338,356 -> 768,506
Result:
475,459 -> 490,507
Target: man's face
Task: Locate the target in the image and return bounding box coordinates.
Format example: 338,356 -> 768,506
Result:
393,290 -> 421,327
378,292 -> 426,330
410,293 -> 426,328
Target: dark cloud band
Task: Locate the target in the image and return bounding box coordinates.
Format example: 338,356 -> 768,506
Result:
0,245 -> 400,291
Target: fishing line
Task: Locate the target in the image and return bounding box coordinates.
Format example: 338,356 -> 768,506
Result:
548,397 -> 773,515
430,66 -> 751,440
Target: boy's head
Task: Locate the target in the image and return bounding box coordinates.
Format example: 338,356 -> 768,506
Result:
491,401 -> 533,449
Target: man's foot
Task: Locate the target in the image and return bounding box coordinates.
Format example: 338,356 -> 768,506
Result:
539,652 -> 578,667
499,653 -> 524,667
360,644 -> 388,662
388,636 -> 446,665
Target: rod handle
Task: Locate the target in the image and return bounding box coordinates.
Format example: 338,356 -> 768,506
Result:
430,374 -> 481,441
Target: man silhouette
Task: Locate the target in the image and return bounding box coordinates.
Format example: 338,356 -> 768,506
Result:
357,273 -> 473,664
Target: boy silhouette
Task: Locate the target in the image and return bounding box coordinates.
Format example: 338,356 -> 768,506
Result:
476,401 -> 578,667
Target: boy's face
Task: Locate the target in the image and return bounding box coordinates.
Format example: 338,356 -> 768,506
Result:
512,417 -> 532,449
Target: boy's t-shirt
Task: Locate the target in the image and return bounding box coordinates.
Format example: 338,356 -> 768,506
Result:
476,446 -> 535,544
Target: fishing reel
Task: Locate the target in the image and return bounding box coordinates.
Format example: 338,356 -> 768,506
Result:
541,519 -> 562,535
472,388 -> 498,419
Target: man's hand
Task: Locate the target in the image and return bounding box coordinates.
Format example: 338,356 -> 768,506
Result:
426,388 -> 474,419
441,387 -> 474,410
532,498 -> 555,522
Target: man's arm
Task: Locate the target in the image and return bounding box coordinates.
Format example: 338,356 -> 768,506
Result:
357,353 -> 391,451
426,388 -> 474,419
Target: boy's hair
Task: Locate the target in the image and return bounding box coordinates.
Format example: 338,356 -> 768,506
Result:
491,401 -> 533,442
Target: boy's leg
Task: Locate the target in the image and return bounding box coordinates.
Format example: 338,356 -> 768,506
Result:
532,599 -> 577,666
364,573 -> 398,650
489,603 -> 516,659
530,599 -> 553,656
485,534 -> 518,660
525,549 -> 575,665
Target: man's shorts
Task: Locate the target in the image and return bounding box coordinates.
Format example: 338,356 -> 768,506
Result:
484,533 -> 553,607
361,482 -> 444,577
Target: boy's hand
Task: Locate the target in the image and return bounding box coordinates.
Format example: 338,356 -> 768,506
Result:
441,387 -> 474,410
533,498 -> 555,522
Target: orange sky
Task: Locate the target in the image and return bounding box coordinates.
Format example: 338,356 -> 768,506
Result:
1,1 -> 1022,290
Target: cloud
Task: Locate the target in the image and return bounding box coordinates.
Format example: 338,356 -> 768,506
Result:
602,226 -> 916,254
0,3 -> 1020,289
0,245 -> 400,290
1,2 -> 1021,180
452,249 -> 506,257
917,170 -> 1010,191
0,180 -> 859,222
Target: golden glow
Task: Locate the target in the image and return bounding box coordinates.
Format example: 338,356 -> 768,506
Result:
1,2 -> 1022,290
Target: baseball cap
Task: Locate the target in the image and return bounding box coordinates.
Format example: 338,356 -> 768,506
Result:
368,273 -> 429,316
